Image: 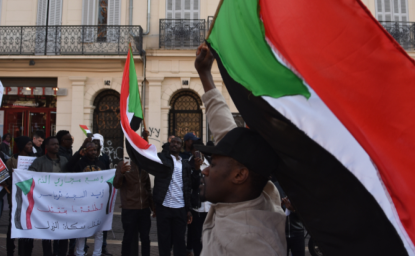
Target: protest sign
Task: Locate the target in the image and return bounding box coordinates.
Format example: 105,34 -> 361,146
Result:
0,81 -> 4,107
11,169 -> 117,239
17,156 -> 36,170
0,158 -> 10,183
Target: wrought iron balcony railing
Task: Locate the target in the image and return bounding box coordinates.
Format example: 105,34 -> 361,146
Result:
380,21 -> 415,51
159,19 -> 205,49
0,25 -> 143,55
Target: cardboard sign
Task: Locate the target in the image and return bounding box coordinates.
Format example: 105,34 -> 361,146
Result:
0,158 -> 10,183
17,156 -> 36,170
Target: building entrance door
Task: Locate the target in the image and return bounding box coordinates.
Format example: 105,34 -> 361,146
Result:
93,90 -> 123,168
169,90 -> 203,139
2,108 -> 55,153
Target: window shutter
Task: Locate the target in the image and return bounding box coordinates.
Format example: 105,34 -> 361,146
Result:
167,0 -> 173,19
37,0 -> 48,25
108,0 -> 121,25
399,0 -> 408,21
48,0 -> 63,25
376,0 -> 392,21
376,0 -> 407,22
107,0 -> 121,42
166,0 -> 199,20
0,0 -> 3,25
82,0 -> 98,42
82,0 -> 98,26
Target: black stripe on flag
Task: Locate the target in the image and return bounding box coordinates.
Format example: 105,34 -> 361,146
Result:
14,186 -> 23,230
207,42 -> 408,256
106,182 -> 113,214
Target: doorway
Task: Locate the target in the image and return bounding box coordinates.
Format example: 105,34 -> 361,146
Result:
93,90 -> 123,168
169,90 -> 203,139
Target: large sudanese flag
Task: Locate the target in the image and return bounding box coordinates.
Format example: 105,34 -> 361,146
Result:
207,0 -> 415,255
120,47 -> 171,175
14,178 -> 35,230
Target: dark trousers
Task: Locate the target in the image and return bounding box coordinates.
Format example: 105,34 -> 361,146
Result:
7,204 -> 15,256
188,210 -> 207,256
121,208 -> 152,256
286,231 -> 305,256
18,239 -> 34,256
156,204 -> 187,256
42,239 -> 68,256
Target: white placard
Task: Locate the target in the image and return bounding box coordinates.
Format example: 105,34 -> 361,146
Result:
17,156 -> 37,170
11,169 -> 117,239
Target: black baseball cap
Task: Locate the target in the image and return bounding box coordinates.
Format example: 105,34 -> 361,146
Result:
194,127 -> 278,178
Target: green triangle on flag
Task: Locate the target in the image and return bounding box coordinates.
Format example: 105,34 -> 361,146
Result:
16,178 -> 33,195
107,176 -> 114,185
127,48 -> 144,119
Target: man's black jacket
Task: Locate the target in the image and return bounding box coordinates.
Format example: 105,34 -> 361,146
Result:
146,151 -> 192,212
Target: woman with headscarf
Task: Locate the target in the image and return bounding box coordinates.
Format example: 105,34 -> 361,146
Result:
0,133 -> 12,160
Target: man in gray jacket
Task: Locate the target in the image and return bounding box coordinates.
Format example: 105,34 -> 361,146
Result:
194,44 -> 287,255
29,136 -> 68,256
29,136 -> 67,173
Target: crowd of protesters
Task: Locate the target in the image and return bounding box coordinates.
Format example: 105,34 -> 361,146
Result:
0,43 -> 309,256
0,130 -> 114,256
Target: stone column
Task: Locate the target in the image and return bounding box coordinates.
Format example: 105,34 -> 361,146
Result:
69,77 -> 87,149
147,77 -> 164,151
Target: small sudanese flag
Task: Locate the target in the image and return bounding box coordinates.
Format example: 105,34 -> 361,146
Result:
14,178 -> 35,230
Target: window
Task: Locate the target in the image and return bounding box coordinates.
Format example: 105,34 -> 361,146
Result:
36,0 -> 62,54
376,0 -> 408,22
82,0 -> 121,42
166,0 -> 200,19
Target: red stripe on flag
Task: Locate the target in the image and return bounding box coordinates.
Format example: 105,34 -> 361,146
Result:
120,48 -> 150,150
259,0 -> 415,244
26,179 -> 35,230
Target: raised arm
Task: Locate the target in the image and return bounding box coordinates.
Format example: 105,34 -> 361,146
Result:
195,44 -> 237,144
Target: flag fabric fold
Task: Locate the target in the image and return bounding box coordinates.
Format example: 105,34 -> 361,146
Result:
207,0 -> 415,255
120,48 -> 170,175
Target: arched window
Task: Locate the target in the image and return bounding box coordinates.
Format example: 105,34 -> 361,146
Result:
93,89 -> 123,168
169,90 -> 203,139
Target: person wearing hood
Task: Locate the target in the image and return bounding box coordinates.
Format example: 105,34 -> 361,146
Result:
92,133 -> 111,169
91,133 -> 112,256
3,136 -> 34,256
0,133 -> 12,159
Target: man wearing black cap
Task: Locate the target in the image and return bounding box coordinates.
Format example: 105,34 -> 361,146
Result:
181,133 -> 200,161
194,44 -> 287,255
4,136 -> 34,256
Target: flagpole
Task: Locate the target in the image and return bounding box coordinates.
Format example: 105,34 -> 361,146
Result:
129,44 -> 149,142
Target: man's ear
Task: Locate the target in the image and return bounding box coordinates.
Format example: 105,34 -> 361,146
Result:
232,166 -> 250,185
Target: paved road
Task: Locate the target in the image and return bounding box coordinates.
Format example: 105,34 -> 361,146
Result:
0,193 -> 312,256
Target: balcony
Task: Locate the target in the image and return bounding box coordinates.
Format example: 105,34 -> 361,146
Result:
381,21 -> 415,51
159,19 -> 205,49
0,25 -> 143,55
